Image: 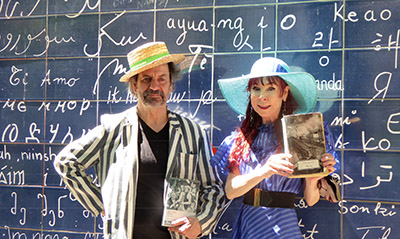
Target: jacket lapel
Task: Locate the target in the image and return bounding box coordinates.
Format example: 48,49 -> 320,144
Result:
116,107 -> 138,238
166,111 -> 182,179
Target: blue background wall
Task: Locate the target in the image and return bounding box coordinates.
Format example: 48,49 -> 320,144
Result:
1,0 -> 400,238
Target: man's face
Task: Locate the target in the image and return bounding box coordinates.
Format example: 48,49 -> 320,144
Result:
131,64 -> 172,108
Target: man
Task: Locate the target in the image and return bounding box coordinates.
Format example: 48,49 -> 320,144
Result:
54,42 -> 224,239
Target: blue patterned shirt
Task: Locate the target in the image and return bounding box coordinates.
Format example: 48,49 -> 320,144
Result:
211,122 -> 339,239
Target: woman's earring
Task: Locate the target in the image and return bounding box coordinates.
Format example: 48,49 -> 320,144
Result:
250,107 -> 254,127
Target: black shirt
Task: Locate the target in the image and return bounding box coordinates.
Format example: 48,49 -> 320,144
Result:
133,117 -> 170,239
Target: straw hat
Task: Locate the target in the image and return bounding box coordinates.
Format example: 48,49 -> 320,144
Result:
218,57 -> 318,115
120,42 -> 185,82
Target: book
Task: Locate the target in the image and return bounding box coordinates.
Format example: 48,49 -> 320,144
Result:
281,112 -> 329,178
162,177 -> 200,227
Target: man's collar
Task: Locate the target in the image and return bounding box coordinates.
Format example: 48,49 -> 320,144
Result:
167,109 -> 182,128
124,106 -> 181,129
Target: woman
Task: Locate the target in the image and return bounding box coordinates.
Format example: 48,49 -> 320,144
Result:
213,57 -> 339,238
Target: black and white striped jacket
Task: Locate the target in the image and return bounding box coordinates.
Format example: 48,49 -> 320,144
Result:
54,107 -> 224,239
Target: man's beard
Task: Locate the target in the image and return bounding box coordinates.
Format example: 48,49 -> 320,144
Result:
140,89 -> 166,107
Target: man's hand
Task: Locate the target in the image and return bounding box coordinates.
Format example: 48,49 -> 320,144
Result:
168,216 -> 201,238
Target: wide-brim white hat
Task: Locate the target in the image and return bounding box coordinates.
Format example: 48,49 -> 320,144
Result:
120,41 -> 185,82
218,57 -> 318,115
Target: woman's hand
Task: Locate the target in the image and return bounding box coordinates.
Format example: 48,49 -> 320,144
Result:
260,153 -> 294,178
304,152 -> 337,206
306,153 -> 337,186
321,153 -> 336,174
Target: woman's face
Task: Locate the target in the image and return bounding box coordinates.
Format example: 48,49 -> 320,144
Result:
250,77 -> 289,124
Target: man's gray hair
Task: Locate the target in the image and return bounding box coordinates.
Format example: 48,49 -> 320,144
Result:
127,62 -> 181,96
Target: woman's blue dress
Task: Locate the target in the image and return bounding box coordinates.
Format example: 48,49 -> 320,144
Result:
212,123 -> 339,239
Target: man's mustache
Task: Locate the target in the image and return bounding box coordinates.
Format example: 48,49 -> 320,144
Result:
143,89 -> 165,98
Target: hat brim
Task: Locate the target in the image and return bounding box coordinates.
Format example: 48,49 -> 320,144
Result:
120,54 -> 185,82
218,72 -> 317,116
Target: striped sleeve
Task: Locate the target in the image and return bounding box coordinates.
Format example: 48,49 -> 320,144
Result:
196,126 -> 225,236
175,116 -> 225,237
54,124 -> 108,216
210,133 -> 237,185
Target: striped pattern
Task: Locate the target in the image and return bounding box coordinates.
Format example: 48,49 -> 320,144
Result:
232,206 -> 302,238
54,107 -> 224,239
212,123 -> 339,239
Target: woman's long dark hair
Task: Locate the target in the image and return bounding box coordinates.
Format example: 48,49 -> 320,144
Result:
227,76 -> 298,171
